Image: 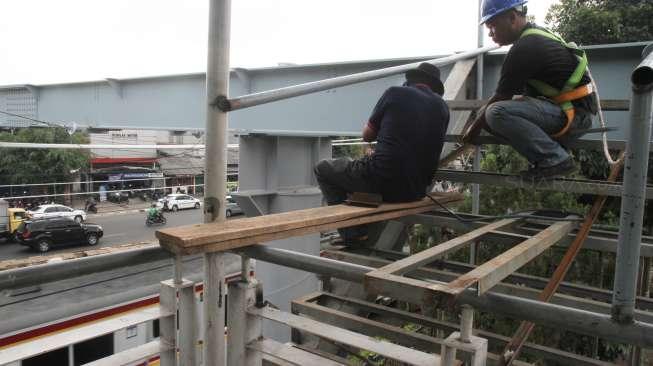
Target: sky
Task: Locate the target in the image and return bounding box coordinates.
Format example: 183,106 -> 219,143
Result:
0,0 -> 558,86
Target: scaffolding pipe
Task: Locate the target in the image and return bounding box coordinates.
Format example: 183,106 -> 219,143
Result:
240,245 -> 653,348
202,0 -> 230,365
219,45 -> 499,112
612,44 -> 653,324
0,245 -> 172,290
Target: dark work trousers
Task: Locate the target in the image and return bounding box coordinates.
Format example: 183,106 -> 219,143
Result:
314,157 -> 378,242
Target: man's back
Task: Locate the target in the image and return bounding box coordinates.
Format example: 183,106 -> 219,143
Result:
368,84 -> 449,202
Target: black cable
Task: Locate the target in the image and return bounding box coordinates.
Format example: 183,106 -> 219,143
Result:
0,109 -> 62,128
427,194 -> 584,223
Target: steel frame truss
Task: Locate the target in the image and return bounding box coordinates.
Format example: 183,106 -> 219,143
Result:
364,218 -> 574,304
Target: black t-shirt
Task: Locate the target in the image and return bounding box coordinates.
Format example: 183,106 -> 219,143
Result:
366,84 -> 449,202
497,23 -> 592,109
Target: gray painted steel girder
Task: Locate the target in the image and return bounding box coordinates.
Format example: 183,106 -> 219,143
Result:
238,245 -> 653,348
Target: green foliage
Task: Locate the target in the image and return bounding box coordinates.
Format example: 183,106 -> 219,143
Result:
0,127 -> 89,184
463,145 -> 588,216
332,137 -> 367,159
545,0 -> 653,45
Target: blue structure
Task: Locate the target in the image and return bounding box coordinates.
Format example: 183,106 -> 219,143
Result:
0,42 -> 648,139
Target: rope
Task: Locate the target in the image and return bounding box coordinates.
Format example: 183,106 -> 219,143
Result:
586,67 -> 623,166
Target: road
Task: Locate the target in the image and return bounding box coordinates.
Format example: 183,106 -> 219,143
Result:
0,208 -> 226,260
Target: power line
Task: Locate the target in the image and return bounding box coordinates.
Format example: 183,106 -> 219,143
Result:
0,142 -> 239,150
1,184 -> 208,201
0,109 -> 62,128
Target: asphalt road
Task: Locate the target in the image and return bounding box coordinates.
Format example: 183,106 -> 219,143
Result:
0,208 -> 222,260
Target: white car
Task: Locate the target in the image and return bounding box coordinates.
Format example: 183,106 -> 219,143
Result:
27,204 -> 87,223
157,194 -> 201,212
225,196 -> 243,217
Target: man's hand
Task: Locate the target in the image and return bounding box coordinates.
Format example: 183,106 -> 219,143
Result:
461,114 -> 486,144
362,122 -> 377,142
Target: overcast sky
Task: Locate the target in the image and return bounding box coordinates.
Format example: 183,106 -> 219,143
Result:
0,0 -> 558,86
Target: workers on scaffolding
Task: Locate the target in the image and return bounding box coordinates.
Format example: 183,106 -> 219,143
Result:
462,0 -> 598,180
314,62 -> 449,245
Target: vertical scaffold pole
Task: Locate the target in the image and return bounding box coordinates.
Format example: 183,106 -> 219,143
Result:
471,0 -> 485,264
612,45 -> 653,323
203,0 -> 231,365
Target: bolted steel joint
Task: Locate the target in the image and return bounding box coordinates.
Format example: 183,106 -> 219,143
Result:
212,95 -> 232,112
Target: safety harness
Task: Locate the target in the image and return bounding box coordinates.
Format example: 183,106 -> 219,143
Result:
520,28 -> 592,138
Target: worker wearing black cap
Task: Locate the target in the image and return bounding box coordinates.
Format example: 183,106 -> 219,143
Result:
314,62 -> 449,245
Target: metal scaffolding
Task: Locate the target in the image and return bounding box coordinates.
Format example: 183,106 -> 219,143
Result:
0,1 -> 652,366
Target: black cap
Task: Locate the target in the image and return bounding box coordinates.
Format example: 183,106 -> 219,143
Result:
405,62 -> 445,96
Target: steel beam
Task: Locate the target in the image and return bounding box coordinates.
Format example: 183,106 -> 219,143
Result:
250,306 -> 442,366
433,169 -> 653,199
240,245 -> 653,347
401,212 -> 653,257
443,134 -> 644,152
294,292 -> 611,366
446,99 -> 629,111
360,247 -> 653,312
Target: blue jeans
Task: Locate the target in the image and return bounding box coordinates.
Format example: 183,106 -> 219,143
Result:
485,97 -> 575,168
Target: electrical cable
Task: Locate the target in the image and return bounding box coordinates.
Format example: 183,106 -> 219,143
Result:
426,195 -> 584,223
0,109 -> 62,128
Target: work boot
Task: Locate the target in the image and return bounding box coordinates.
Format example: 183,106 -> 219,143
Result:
519,157 -> 577,180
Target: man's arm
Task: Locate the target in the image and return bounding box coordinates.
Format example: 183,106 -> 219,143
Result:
461,93 -> 511,143
362,122 -> 377,142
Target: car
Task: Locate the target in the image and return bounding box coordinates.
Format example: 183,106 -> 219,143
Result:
27,204 -> 87,223
15,217 -> 103,253
156,194 -> 201,212
225,195 -> 243,217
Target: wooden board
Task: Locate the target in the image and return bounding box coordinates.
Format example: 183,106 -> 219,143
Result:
446,220 -> 573,295
364,220 -> 574,303
371,218 -> 516,276
156,192 -> 462,255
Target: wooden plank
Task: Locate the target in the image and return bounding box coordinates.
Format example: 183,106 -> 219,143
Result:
445,221 -> 574,295
369,218 -> 516,276
157,192 -> 462,255
250,307 -> 441,366
248,338 -> 346,366
365,270 -> 455,304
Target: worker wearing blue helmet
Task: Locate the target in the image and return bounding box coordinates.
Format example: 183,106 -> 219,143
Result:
463,0 -> 597,179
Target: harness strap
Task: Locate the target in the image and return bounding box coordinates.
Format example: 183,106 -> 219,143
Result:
520,27 -> 590,139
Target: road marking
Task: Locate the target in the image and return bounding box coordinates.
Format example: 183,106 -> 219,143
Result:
103,233 -> 125,238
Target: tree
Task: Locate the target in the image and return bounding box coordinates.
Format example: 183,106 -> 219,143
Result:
545,0 -> 653,45
0,127 -> 89,185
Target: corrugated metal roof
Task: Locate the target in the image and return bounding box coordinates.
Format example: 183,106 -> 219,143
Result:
158,156 -> 204,176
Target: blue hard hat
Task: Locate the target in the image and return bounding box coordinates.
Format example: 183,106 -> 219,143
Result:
480,0 -> 528,24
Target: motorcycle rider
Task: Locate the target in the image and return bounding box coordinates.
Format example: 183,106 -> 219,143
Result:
147,203 -> 164,222
85,196 -> 97,213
